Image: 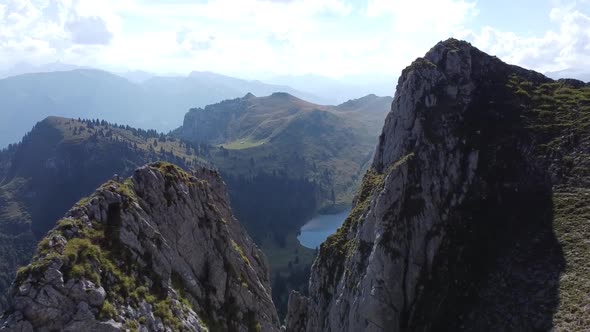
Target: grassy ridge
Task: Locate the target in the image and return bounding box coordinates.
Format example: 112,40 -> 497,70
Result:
507,77 -> 590,329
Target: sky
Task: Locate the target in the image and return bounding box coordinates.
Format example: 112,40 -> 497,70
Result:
1,0 -> 589,80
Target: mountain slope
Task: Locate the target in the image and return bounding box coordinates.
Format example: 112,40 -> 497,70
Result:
0,117 -> 206,311
333,94 -> 394,136
0,162 -> 279,331
286,39 -> 590,331
175,92 -> 392,212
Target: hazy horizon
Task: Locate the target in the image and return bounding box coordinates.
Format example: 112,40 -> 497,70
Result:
1,0 -> 590,83
0,61 -> 395,95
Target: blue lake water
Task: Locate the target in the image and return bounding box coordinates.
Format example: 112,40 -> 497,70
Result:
297,210 -> 351,249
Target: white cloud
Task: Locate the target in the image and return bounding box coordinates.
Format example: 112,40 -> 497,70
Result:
106,0 -> 358,76
0,0 -> 474,78
66,16 -> 113,45
0,0 -> 120,68
459,3 -> 590,74
350,0 -> 479,79
2,0 -> 588,82
176,29 -> 215,52
367,0 -> 477,34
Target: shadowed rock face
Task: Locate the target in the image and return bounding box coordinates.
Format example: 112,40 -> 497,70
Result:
286,39 -> 590,331
1,162 -> 279,331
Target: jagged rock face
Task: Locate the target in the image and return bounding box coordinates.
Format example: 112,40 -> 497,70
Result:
1,162 -> 279,331
287,39 -> 589,331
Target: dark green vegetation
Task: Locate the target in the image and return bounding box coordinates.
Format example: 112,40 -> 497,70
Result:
505,77 -> 590,329
0,69 -> 320,148
266,234 -> 317,318
173,92 -> 392,316
0,117 -> 206,310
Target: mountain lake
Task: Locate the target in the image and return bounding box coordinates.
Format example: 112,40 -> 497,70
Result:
297,209 -> 351,249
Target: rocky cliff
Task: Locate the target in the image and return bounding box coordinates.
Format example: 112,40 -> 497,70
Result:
1,162 -> 279,331
286,39 -> 590,331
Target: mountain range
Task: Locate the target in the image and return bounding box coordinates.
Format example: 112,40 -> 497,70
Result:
0,69 -> 322,149
546,68 -> 590,83
265,74 -> 393,104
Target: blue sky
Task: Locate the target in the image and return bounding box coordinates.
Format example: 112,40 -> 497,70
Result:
1,0 -> 589,80
474,1 -> 553,32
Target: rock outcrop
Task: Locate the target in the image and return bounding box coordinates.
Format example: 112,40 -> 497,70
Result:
1,162 -> 279,331
287,39 -> 590,331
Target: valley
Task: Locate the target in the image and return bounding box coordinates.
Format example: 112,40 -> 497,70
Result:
0,92 -> 391,319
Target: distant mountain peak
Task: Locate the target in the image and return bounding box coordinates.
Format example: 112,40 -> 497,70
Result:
270,92 -> 294,98
351,93 -> 381,102
187,70 -> 231,80
546,67 -> 590,83
243,92 -> 256,99
41,115 -> 65,124
336,94 -> 393,110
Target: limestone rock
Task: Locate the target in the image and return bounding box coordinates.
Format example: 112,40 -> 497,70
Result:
287,39 -> 588,331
